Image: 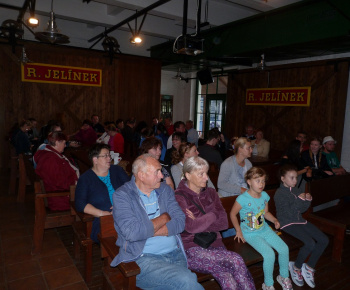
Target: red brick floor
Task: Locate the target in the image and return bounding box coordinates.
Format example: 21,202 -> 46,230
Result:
2,170 -> 350,290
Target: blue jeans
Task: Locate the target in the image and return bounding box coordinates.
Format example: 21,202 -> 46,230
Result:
135,248 -> 204,290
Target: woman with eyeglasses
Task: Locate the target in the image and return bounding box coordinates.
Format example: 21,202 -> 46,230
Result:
75,143 -> 129,242
171,142 -> 216,189
35,131 -> 79,211
217,137 -> 253,197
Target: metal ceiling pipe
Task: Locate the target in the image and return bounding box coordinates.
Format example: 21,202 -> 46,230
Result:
17,0 -> 36,23
0,4 -> 21,11
88,0 -> 172,44
182,0 -> 188,36
196,0 -> 201,36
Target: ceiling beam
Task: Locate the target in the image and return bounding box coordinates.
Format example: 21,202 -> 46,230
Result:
88,0 -> 173,43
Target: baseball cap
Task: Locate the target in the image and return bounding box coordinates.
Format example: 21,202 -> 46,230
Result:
323,136 -> 336,145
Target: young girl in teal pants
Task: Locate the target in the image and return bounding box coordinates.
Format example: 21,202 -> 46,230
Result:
230,167 -> 293,290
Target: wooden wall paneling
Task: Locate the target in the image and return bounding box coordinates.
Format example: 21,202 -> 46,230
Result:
0,42 -> 161,170
225,60 -> 349,154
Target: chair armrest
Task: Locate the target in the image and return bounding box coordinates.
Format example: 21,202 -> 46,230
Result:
307,213 -> 346,236
36,191 -> 71,198
70,201 -> 95,222
100,236 -> 140,277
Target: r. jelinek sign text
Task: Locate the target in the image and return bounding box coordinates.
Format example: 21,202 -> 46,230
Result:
21,63 -> 102,87
246,87 -> 311,107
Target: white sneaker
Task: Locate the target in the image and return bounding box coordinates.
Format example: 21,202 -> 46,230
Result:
277,275 -> 293,290
262,283 -> 275,290
301,263 -> 315,288
288,261 -> 304,286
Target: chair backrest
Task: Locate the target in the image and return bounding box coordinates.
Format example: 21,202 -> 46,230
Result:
208,161 -> 219,190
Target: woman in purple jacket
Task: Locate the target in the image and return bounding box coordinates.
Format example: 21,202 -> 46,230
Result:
175,156 -> 255,290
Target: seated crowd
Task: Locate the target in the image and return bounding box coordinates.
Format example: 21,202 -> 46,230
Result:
8,115 -> 348,289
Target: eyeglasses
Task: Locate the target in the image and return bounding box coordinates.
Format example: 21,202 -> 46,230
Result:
97,154 -> 111,159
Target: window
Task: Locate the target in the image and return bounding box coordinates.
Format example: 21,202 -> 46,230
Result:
195,75 -> 227,138
160,95 -> 173,120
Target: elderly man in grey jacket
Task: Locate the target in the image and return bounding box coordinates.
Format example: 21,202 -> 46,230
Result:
111,154 -> 203,290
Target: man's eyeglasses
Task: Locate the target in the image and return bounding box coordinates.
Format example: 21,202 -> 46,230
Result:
97,154 -> 111,159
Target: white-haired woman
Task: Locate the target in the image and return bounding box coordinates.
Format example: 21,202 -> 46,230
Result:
175,156 -> 255,290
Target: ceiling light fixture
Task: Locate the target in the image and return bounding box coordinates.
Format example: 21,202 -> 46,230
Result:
27,17 -> 39,27
34,0 -> 69,44
130,35 -> 142,44
127,10 -> 146,45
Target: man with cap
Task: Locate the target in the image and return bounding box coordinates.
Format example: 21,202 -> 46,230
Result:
322,136 -> 347,175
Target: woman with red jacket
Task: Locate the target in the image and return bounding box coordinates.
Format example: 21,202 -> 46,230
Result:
35,132 -> 79,210
175,156 -> 255,290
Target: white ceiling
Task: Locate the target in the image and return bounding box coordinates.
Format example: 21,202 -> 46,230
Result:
0,0 -> 302,57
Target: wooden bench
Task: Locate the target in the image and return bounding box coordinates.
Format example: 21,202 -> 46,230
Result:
305,174 -> 350,262
98,189 -> 303,289
8,144 -> 18,195
32,181 -> 75,255
70,189 -> 95,283
17,154 -> 37,202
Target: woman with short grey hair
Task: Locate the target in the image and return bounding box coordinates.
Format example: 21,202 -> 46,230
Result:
175,156 -> 255,289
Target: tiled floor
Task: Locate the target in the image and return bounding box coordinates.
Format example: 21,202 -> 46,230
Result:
0,174 -> 88,290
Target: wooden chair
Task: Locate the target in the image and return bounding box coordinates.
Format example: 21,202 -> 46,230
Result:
31,180 -> 75,255
70,189 -> 94,283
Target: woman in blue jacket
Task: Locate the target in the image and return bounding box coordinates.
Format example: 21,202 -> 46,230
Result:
75,143 -> 129,242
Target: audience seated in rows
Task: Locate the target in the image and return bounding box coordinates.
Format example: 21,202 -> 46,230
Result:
197,129 -> 223,167
121,117 -> 137,142
251,129 -> 270,158
73,119 -> 97,147
140,127 -> 166,162
34,132 -> 79,211
96,121 -> 114,144
13,120 -> 33,155
217,137 -> 252,197
171,142 -> 216,190
301,137 -> 333,180
185,120 -> 199,146
106,124 -> 124,155
139,137 -> 174,190
91,114 -> 105,137
322,136 -> 347,175
164,132 -> 186,166
243,124 -> 256,141
75,144 -> 129,242
167,121 -> 186,149
296,131 -> 309,152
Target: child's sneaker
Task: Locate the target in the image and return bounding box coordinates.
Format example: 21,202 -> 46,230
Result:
301,263 -> 315,288
288,261 -> 304,286
277,275 -> 293,290
262,283 -> 275,290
